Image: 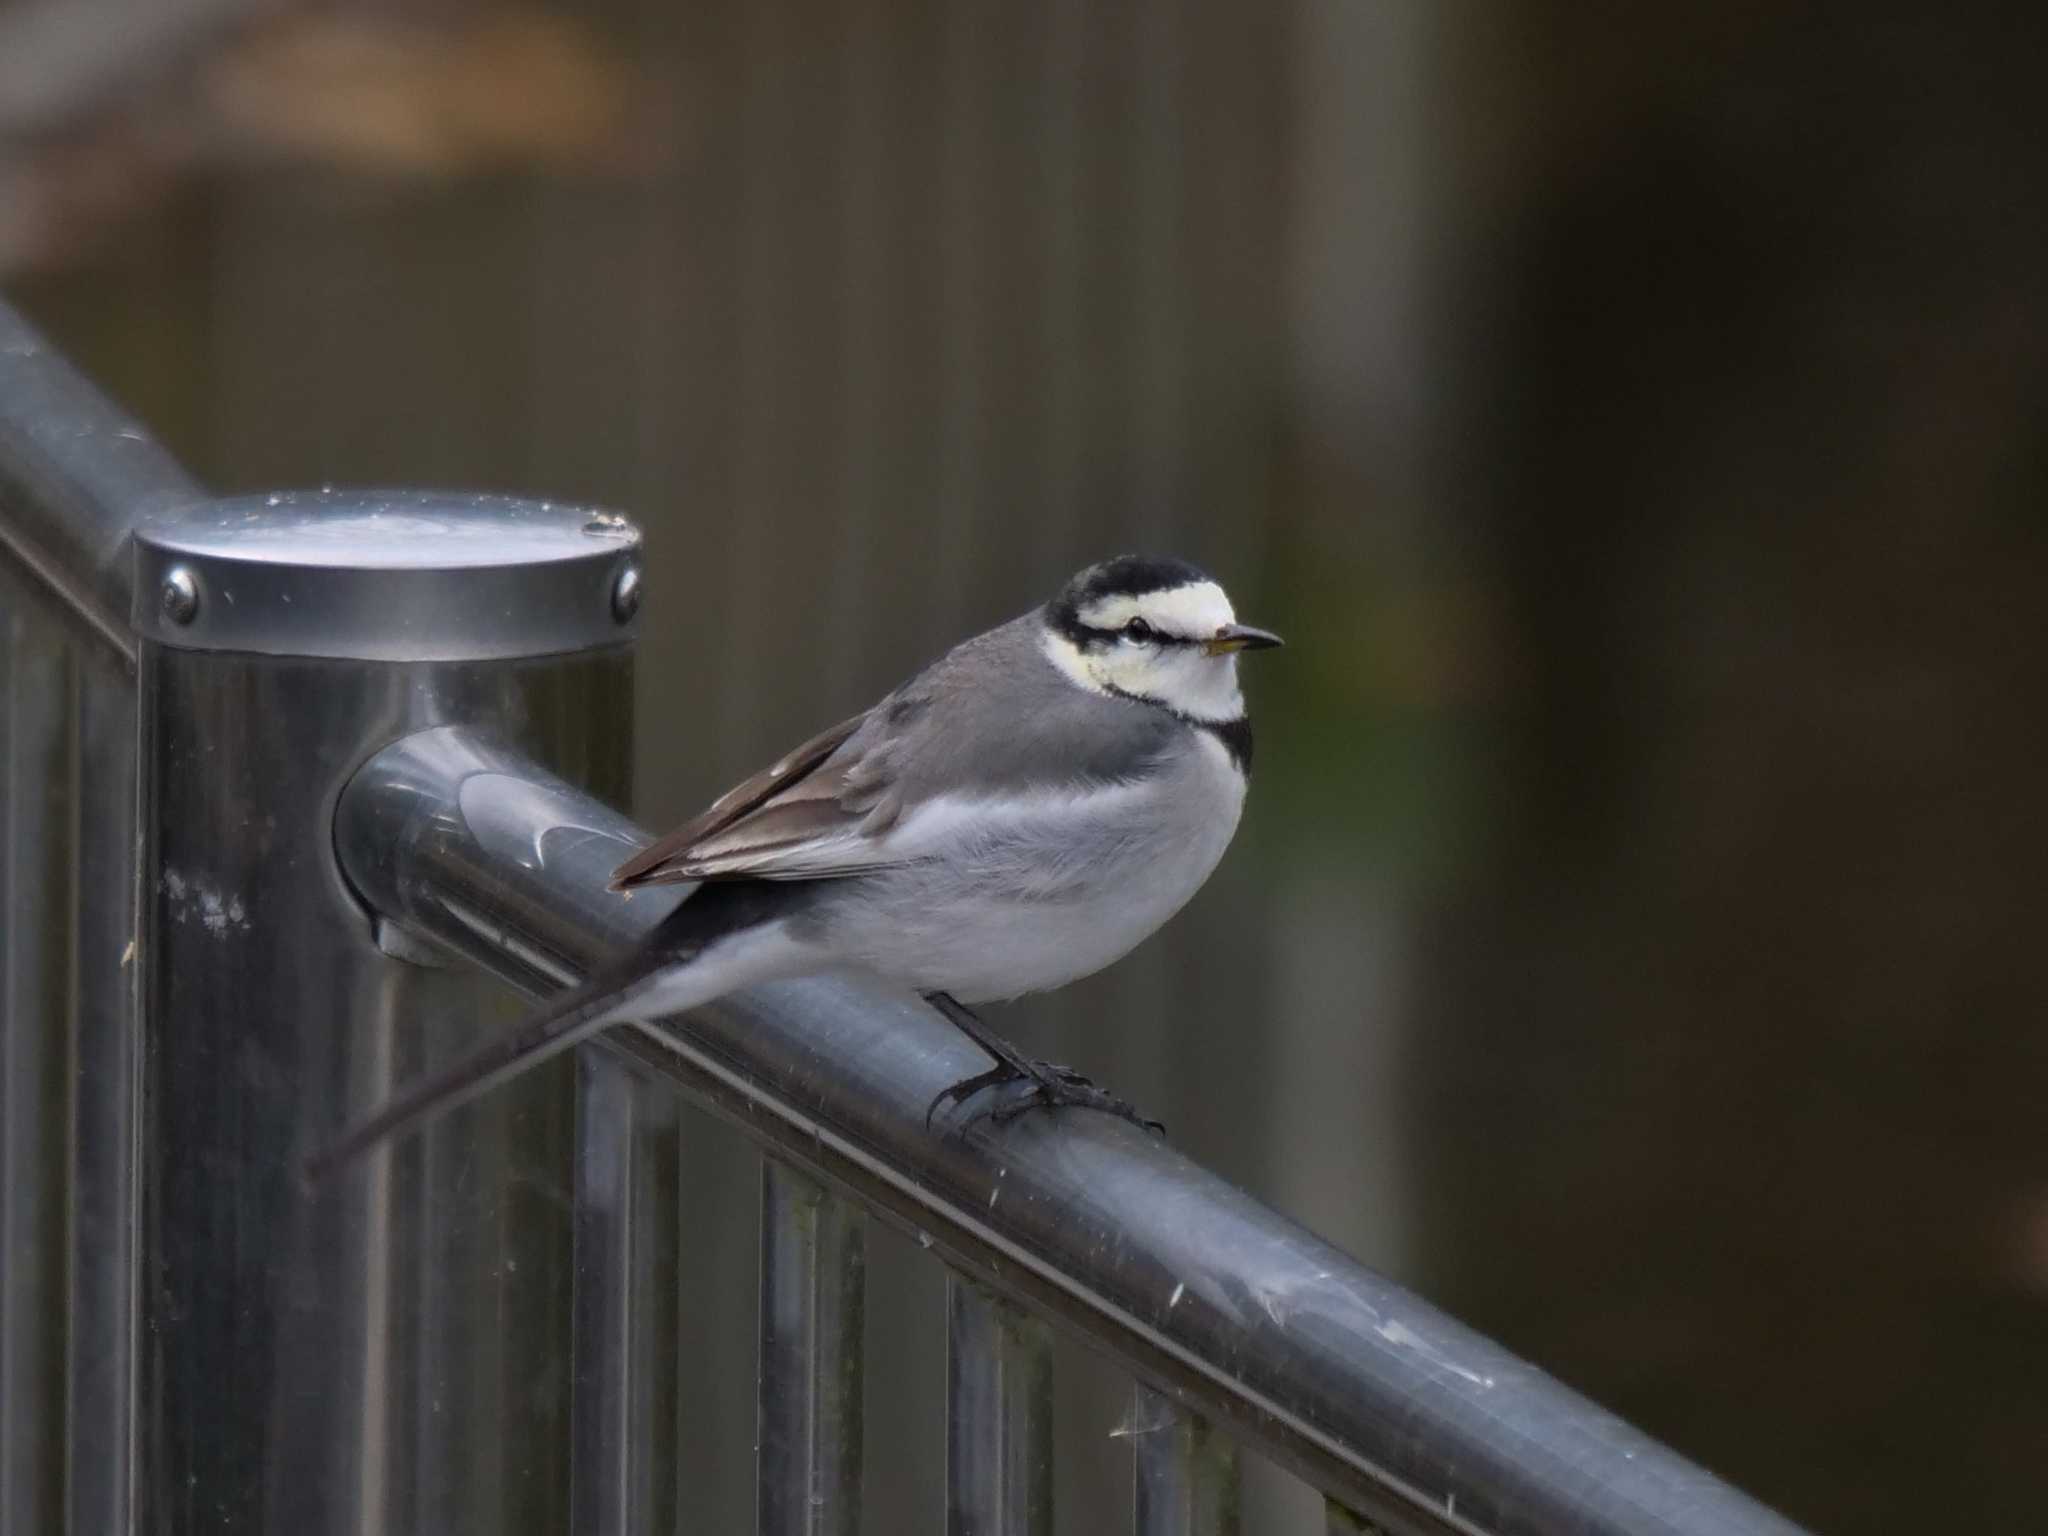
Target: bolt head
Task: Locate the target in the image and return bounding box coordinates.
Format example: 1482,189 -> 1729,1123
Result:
160,566 -> 199,625
611,563 -> 642,624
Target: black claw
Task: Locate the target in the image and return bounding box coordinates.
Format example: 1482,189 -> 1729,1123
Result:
917,994 -> 1163,1135
924,1065 -> 1016,1128
927,1056 -> 1165,1136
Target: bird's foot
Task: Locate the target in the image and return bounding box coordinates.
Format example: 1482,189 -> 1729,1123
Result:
989,1062 -> 1166,1135
926,1058 -> 1164,1135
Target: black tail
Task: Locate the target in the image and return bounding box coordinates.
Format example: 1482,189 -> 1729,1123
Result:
304,881 -> 797,1183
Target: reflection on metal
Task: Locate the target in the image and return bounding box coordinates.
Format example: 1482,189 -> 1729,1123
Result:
338,723 -> 1813,1536
1130,1385 -> 1239,1536
947,1277 -> 1054,1536
610,561 -> 643,626
759,1160 -> 866,1536
156,564 -> 199,626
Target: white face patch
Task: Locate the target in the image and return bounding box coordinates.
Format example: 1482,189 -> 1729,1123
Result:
1075,580 -> 1235,640
1042,579 -> 1248,724
1100,641 -> 1245,722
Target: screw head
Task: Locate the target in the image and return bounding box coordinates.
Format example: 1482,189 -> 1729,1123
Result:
160,566 -> 200,625
611,563 -> 642,625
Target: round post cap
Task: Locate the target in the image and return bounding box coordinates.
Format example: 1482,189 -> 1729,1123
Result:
132,489 -> 643,660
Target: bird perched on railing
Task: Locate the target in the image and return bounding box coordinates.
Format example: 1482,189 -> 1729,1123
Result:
310,554 -> 1282,1176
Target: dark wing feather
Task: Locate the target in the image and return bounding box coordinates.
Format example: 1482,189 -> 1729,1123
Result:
609,710 -> 875,889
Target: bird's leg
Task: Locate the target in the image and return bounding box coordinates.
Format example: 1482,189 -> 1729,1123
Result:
923,991 -> 1040,1080
921,991 -> 1034,1121
921,991 -> 1163,1135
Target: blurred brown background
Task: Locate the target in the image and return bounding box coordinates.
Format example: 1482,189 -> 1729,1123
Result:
8,0 -> 2045,1530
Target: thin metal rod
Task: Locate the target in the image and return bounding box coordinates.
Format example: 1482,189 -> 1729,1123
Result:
337,726 -> 1813,1536
1131,1385 -> 1239,1536
946,1277 -> 1052,1536
758,1160 -> 865,1536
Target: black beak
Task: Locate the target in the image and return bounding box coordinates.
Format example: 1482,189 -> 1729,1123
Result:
1202,623 -> 1285,657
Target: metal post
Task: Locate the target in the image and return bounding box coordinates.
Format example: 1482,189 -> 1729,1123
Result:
131,491 -> 643,1535
1130,1386 -> 1239,1536
946,1277 -> 1052,1536
757,1160 -> 866,1536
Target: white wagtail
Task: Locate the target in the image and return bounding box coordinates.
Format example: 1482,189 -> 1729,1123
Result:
310,555 -> 1281,1174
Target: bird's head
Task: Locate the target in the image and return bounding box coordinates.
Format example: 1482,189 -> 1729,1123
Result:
1042,555 -> 1282,722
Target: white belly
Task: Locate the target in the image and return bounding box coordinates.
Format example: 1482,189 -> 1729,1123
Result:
818,733 -> 1247,1002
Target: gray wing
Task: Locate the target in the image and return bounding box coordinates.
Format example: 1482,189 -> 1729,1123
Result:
609,612 -> 1179,890
609,708 -> 891,887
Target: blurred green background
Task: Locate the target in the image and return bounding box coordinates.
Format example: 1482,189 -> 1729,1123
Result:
7,1 -> 2044,1530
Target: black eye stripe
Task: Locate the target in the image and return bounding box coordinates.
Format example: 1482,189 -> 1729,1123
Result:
1098,622 -> 1196,647
1048,603 -> 1201,650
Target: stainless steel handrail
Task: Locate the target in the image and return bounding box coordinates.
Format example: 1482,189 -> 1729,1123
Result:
0,302 -> 201,662
336,724 -> 1810,1536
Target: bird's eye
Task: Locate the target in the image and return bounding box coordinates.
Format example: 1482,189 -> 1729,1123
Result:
1122,618 -> 1155,642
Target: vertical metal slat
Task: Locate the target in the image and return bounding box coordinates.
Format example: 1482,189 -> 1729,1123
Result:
64,654 -> 139,1536
573,1055 -> 634,1534
1130,1384 -> 1239,1536
0,606 -> 74,1535
757,1159 -> 865,1536
574,1052 -> 683,1536
946,1276 -> 1052,1536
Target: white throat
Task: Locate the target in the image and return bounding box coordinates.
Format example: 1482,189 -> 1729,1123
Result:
1039,627 -> 1246,723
